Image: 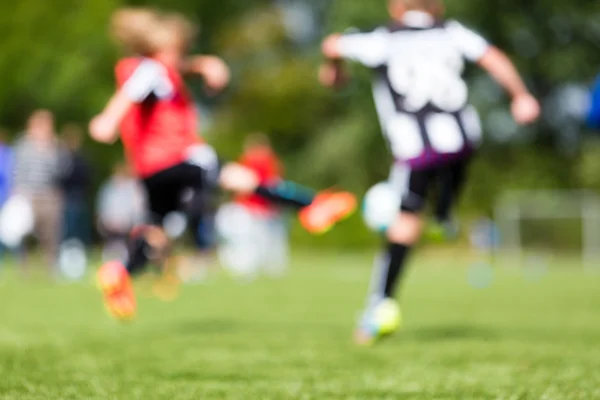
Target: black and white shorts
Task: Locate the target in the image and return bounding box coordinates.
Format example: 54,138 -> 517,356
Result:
391,157 -> 471,214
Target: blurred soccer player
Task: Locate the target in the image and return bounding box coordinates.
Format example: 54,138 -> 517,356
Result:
220,133 -> 289,278
90,8 -> 356,320
320,0 -> 540,344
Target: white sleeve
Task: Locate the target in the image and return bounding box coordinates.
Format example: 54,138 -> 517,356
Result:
445,21 -> 490,62
122,59 -> 174,102
337,28 -> 389,67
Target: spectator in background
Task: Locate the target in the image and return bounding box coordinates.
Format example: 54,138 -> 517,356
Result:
97,162 -> 146,262
218,134 -> 290,279
13,110 -> 64,273
60,123 -> 92,245
236,133 -> 284,218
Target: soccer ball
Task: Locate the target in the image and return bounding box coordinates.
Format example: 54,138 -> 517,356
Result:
362,182 -> 400,232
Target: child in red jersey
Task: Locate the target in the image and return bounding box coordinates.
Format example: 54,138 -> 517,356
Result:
91,8 -> 356,320
235,133 -> 284,217
218,134 -> 289,278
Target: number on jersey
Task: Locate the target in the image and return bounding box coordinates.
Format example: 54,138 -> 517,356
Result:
387,53 -> 468,113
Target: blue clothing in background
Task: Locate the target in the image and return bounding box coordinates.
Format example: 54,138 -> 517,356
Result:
0,145 -> 13,206
586,76 -> 600,129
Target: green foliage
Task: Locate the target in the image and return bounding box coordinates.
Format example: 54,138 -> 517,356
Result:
1,0 -> 600,246
0,1 -> 118,128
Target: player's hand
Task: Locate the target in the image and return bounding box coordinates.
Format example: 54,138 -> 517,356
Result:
322,34 -> 342,59
319,63 -> 336,88
198,56 -> 230,94
511,93 -> 540,125
319,61 -> 348,89
89,115 -> 117,144
219,163 -> 259,194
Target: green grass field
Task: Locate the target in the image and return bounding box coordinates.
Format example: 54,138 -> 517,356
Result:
1,250 -> 600,399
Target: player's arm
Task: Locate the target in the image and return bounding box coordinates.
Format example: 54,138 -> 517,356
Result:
90,59 -> 172,144
181,55 -> 230,94
320,34 -> 349,89
321,33 -> 344,60
320,30 -> 386,88
448,21 -> 540,125
477,47 -> 540,125
89,90 -> 133,144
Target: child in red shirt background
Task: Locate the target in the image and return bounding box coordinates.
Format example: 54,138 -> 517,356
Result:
218,134 -> 289,279
236,134 -> 283,217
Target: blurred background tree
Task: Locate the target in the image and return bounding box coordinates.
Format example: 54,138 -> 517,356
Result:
1,0 -> 600,245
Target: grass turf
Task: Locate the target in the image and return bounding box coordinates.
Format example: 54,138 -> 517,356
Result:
0,251 -> 600,399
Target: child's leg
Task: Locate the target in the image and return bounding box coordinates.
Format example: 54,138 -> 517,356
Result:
356,167 -> 433,343
373,168 -> 431,301
434,157 -> 470,224
125,225 -> 171,275
97,166 -> 185,320
219,163 -> 314,207
219,163 -> 356,234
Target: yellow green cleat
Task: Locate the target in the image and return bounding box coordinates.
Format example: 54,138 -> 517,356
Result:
354,298 -> 402,346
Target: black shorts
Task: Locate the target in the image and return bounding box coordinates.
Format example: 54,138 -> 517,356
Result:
142,162 -> 217,225
400,157 -> 470,214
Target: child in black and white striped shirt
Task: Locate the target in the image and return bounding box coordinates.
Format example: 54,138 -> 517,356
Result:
320,0 -> 540,345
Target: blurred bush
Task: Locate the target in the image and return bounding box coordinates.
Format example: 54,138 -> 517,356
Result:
1,0 -> 600,248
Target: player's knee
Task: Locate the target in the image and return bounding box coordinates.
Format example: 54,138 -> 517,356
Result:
387,211 -> 423,245
130,225 -> 171,262
219,163 -> 259,194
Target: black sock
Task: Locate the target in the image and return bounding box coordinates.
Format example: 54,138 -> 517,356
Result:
435,194 -> 453,224
383,243 -> 411,298
126,235 -> 151,275
255,181 -> 315,209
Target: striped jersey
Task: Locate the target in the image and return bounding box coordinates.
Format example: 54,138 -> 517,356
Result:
338,11 -> 489,168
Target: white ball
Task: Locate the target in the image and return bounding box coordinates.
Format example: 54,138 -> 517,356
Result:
362,182 -> 400,232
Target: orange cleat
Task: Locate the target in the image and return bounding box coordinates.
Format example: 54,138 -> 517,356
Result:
97,261 -> 136,321
299,191 -> 357,235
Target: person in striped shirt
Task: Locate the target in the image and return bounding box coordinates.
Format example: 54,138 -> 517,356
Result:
12,110 -> 66,273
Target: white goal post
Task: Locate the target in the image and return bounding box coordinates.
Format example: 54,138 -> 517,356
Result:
494,190 -> 600,271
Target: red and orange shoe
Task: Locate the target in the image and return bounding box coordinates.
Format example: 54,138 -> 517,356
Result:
299,191 -> 357,235
97,261 -> 136,321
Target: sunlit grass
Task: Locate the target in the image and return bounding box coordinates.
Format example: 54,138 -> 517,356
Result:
0,250 -> 599,399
